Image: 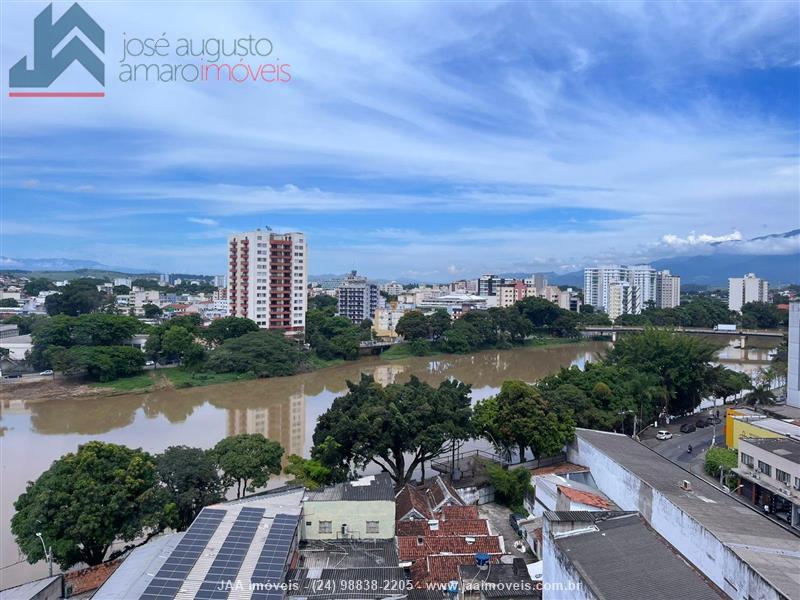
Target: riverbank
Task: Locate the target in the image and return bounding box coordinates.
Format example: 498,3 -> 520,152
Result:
6,336 -> 592,401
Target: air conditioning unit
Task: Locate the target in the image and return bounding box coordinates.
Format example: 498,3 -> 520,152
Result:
680,480 -> 692,491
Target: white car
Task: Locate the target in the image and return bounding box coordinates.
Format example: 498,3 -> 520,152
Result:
39,370 -> 54,376
656,430 -> 673,440
145,360 -> 155,366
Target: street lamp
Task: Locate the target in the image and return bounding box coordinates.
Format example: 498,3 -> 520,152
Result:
35,532 -> 53,577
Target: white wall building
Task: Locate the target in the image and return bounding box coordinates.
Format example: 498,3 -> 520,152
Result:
228,229 -> 307,331
655,270 -> 681,308
728,273 -> 769,312
583,265 -> 663,314
607,281 -> 637,321
788,301 -> 799,408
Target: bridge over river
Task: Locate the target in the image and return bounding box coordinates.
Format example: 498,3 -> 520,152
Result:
578,325 -> 785,345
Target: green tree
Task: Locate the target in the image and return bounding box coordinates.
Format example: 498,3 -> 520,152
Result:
156,446 -> 225,530
283,454 -> 333,489
0,298 -> 19,307
740,302 -> 787,329
708,366 -> 751,404
46,345 -> 145,381
142,303 -> 162,319
308,295 -> 338,313
473,380 -> 574,461
704,447 -> 738,489
305,310 -> 360,360
210,434 -> 284,498
206,330 -> 307,376
131,278 -> 162,290
23,278 -> 54,297
427,310 -> 452,341
606,328 -> 718,416
11,442 -> 170,569
113,284 -> 131,296
744,383 -> 776,407
44,278 -> 106,316
395,310 -> 430,341
312,375 -> 473,487
484,464 -> 533,514
71,313 -> 141,346
204,316 -> 258,344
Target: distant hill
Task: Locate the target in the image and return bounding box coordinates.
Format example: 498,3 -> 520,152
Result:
651,253 -> 799,286
0,257 -> 151,274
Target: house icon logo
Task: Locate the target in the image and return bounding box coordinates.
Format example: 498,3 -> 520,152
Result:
9,3 -> 105,98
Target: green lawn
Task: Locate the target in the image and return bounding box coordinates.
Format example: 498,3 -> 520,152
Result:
161,368 -> 256,389
307,354 -> 347,369
90,373 -> 156,391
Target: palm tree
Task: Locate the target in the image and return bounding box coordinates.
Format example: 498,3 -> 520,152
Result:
743,383 -> 776,407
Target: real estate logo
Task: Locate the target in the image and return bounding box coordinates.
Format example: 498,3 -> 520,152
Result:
9,3 -> 105,98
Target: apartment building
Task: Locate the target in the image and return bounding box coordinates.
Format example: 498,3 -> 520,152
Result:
227,229 -> 307,332
789,302 -> 799,408
497,280 -> 528,307
729,273 -> 769,312
380,281 -> 404,296
735,437 -> 800,530
656,269 -> 681,308
336,270 -> 379,324
557,288 -> 582,312
478,274 -> 509,297
584,264 -> 666,314
607,281 -> 637,321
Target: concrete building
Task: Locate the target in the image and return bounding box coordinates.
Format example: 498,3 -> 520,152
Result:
228,229 -> 307,332
726,411 -> 800,449
372,305 -> 412,338
542,511 -> 726,600
607,281 -> 637,321
497,280 -> 528,308
734,437 -> 800,529
567,429 -> 800,600
336,270 -> 379,325
129,290 -> 161,316
729,273 -> 769,312
301,473 -> 395,540
416,293 -> 489,316
656,269 -> 681,308
583,265 -> 660,313
524,273 -> 548,296
478,274 -> 509,297
212,274 -> 226,288
556,288 -> 581,312
788,301 -> 799,408
113,277 -> 132,288
380,281 -> 404,296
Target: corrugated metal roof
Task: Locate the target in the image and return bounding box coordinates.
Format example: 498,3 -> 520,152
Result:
306,472 -> 395,502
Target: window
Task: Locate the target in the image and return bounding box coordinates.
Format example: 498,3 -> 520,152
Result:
776,469 -> 790,485
740,453 -> 754,467
366,521 -> 379,534
794,477 -> 800,491
318,521 -> 332,534
757,461 -> 771,477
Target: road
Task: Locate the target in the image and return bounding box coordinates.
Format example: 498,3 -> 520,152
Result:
643,424 -> 724,472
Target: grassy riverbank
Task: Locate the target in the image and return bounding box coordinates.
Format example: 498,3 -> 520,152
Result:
88,336 -> 589,393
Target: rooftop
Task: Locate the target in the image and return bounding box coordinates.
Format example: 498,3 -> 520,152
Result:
574,429 -> 800,600
397,535 -> 503,561
94,487 -> 304,600
459,558 -> 539,599
529,462 -> 589,477
549,511 -> 725,600
740,436 -> 800,463
732,415 -> 800,440
296,540 -> 398,569
305,472 -> 395,502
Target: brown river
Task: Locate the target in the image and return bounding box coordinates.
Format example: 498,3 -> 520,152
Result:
0,339 -> 775,588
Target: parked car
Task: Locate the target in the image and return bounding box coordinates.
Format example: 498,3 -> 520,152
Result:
3,373 -> 22,379
695,419 -> 708,428
656,430 -> 673,440
145,360 -> 155,366
680,423 -> 696,433
39,370 -> 54,376
509,512 -> 525,536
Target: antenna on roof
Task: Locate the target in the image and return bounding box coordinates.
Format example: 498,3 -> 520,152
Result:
264,225 -> 273,231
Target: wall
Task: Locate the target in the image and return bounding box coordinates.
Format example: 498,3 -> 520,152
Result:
788,302 -> 799,409
569,436 -> 782,600
730,418 -> 783,450
301,500 -> 395,540
541,519 -> 595,600
455,484 -> 494,505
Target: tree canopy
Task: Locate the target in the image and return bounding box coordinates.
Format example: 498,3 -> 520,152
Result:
204,316 -> 259,344
210,434 -> 284,498
156,446 -> 225,530
44,279 -> 107,316
312,374 -> 473,487
11,441 -> 170,569
205,330 -> 308,376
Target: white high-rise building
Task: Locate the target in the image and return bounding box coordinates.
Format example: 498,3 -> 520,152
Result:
627,265 -> 657,310
607,281 -> 638,321
728,273 -> 768,312
584,265 -> 667,314
227,229 -> 307,332
788,302 -> 799,409
583,266 -> 629,312
336,271 -> 379,324
656,270 -> 681,309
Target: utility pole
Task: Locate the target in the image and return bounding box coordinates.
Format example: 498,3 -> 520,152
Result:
35,532 -> 53,577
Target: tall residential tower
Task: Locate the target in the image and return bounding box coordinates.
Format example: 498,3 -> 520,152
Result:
228,229 -> 307,332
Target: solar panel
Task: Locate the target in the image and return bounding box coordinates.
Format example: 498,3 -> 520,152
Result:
250,514 -> 299,600
139,508 -> 226,600
194,507 -> 266,600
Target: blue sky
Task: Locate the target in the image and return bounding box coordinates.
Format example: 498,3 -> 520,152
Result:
2,1 -> 799,279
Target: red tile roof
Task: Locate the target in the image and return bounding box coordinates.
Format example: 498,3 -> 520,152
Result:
438,505 -> 480,521
410,554 -> 501,586
396,484 -> 433,520
398,535 -> 502,561
396,519 -> 490,537
557,485 -> 614,510
63,559 -> 123,595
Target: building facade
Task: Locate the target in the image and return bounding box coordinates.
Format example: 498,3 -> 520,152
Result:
227,229 -> 307,331
655,270 -> 681,308
583,265 -> 664,314
789,302 -> 800,408
336,271 -> 379,324
728,273 -> 769,312
607,281 -> 637,321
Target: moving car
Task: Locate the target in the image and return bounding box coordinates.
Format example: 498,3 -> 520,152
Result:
680,423 -> 696,433
656,430 -> 673,440
509,512 -> 525,536
39,370 -> 54,376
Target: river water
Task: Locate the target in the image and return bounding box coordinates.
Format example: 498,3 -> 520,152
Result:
0,339 -> 775,587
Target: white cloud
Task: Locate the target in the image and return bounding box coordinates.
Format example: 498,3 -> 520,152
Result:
187,217 -> 219,226
661,230 -> 743,247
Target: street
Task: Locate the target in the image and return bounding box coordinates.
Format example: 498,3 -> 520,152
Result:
642,423 -> 724,472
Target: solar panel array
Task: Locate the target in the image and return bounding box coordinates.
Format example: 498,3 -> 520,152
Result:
194,507 -> 266,600
250,513 -> 300,600
139,508 -> 226,600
